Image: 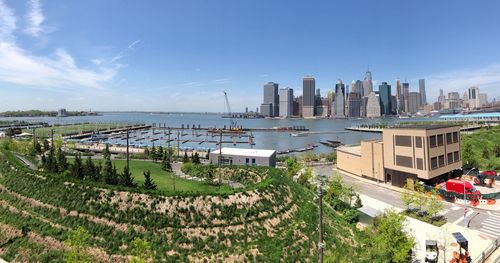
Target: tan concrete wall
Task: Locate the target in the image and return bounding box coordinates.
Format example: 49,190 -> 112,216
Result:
337,149 -> 362,176
383,126 -> 462,180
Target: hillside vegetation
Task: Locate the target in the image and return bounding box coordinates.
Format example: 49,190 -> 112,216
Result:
461,125 -> 500,170
0,150 -> 367,262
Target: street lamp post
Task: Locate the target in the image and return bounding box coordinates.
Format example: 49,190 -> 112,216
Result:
463,168 -> 475,228
315,173 -> 327,263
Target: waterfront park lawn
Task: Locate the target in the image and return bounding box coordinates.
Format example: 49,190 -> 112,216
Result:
27,123 -> 130,138
69,158 -> 231,194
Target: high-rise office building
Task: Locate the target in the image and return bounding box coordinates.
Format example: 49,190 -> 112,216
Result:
302,77 -> 316,118
352,80 -> 364,97
333,79 -> 346,117
468,86 -> 480,109
363,70 -> 373,97
396,78 -> 402,114
448,92 -> 460,100
366,92 -> 381,118
360,96 -> 369,117
378,82 -> 392,116
408,92 -> 421,114
260,82 -> 279,117
418,79 -> 427,105
479,93 -> 488,107
279,87 -> 293,118
347,92 -> 361,118
402,82 -> 410,113
390,95 -> 397,114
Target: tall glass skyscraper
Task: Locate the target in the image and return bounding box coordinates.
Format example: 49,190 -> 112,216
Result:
378,82 -> 392,116
419,79 -> 427,105
334,79 -> 345,117
302,77 -> 316,118
363,70 -> 373,97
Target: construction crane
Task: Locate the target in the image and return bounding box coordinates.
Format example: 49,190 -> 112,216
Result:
223,91 -> 240,131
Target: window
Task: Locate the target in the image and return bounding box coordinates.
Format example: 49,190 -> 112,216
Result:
429,135 -> 437,148
416,158 -> 423,170
438,155 -> 445,167
446,133 -> 453,145
447,152 -> 453,164
395,135 -> 412,147
252,158 -> 256,166
437,134 -> 444,146
396,155 -> 413,168
415,137 -> 422,148
245,158 -> 249,165
431,157 -> 438,170
454,151 -> 460,162
453,132 -> 459,143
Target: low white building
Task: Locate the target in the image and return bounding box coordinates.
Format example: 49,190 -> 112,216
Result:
209,147 -> 277,167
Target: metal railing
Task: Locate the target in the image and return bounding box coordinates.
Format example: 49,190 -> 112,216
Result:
472,238 -> 499,263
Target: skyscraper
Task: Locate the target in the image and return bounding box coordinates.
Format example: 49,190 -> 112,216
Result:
402,82 -> 410,113
366,92 -> 381,118
279,87 -> 293,118
260,82 -> 279,117
396,78 -> 402,114
363,70 -> 373,97
378,82 -> 392,116
347,92 -> 361,118
302,77 -> 316,118
408,92 -> 421,114
468,86 -> 480,109
333,79 -> 346,117
353,80 -> 363,97
418,79 -> 427,105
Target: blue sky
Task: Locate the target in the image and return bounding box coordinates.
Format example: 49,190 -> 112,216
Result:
0,0 -> 500,112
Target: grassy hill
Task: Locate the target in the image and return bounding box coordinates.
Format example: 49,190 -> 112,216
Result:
0,150 -> 364,262
461,125 -> 500,170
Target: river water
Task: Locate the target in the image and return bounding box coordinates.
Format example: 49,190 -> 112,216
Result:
0,112 -> 436,154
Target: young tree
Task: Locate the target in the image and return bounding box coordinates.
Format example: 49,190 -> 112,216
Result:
284,157 -> 301,177
413,182 -> 428,212
120,165 -> 135,187
427,189 -> 445,220
462,141 -> 478,168
150,146 -> 157,162
182,152 -> 189,163
56,147 -> 68,173
143,170 -> 156,190
64,226 -> 93,263
84,157 -> 99,181
157,146 -> 164,161
297,167 -> 313,187
71,154 -> 84,179
191,152 -> 201,164
401,182 -> 416,211
46,146 -> 57,172
130,237 -> 153,263
371,209 -> 415,263
43,139 -> 50,153
34,140 -> 42,154
161,154 -> 172,172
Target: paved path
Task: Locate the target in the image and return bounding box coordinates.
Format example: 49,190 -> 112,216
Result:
311,164 -> 500,262
14,154 -> 37,170
171,162 -> 244,189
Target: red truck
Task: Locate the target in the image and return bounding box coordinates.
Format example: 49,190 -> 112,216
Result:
445,179 -> 482,201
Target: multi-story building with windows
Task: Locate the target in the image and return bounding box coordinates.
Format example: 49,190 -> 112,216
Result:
337,125 -> 462,187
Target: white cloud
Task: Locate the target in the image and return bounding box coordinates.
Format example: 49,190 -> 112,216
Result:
425,64 -> 500,100
0,0 -> 16,39
127,39 -> 140,49
24,0 -> 45,37
0,0 -> 121,90
0,42 -> 116,89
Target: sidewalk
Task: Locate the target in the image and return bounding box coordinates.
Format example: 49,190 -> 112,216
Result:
359,193 -> 496,262
334,167 -> 500,211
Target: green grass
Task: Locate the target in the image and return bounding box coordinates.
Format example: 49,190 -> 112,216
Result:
70,158 -> 231,194
27,123 -> 130,138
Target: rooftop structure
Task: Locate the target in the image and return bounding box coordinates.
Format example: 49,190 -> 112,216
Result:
209,147 -> 277,167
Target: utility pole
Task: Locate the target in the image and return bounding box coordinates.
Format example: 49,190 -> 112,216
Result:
32,127 -> 36,147
177,131 -> 180,159
316,174 -> 326,263
126,129 -> 130,171
168,128 -> 175,192
50,128 -> 54,149
218,129 -> 223,185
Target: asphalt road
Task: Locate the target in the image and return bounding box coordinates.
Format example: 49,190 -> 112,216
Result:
311,165 -> 500,241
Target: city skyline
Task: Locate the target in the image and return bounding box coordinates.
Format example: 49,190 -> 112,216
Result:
1,0 -> 500,112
